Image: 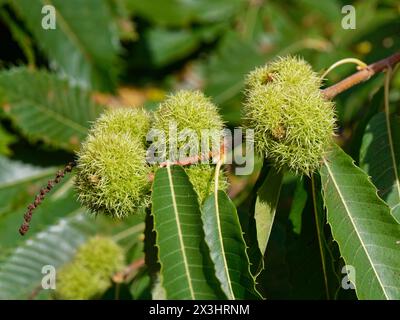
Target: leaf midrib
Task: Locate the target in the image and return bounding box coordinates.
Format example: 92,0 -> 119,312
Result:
214,191 -> 235,299
323,158 -> 389,299
10,97 -> 88,134
166,165 -> 195,299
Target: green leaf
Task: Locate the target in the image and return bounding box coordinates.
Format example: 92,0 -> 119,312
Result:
348,87 -> 383,161
288,178 -> 308,235
238,159 -> 269,277
260,176 -> 347,299
0,155 -> 145,299
311,174 -> 347,300
0,155 -> 54,217
145,23 -> 227,67
254,167 -> 283,257
320,143 -> 400,299
0,68 -> 104,151
126,0 -> 244,27
151,165 -> 223,299
130,270 -> 152,300
10,0 -> 120,90
202,190 -> 261,299
360,112 -> 400,222
0,126 -> 16,156
183,0 -> 244,23
0,175 -> 81,259
146,27 -> 199,67
0,212 -> 96,299
0,165 -> 145,299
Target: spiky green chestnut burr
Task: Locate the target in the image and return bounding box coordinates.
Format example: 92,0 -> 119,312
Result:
185,164 -> 228,204
75,108 -> 152,218
55,263 -> 109,300
153,90 -> 224,153
244,56 -> 336,175
153,90 -> 227,200
74,236 -> 125,274
90,107 -> 152,147
56,237 -> 124,300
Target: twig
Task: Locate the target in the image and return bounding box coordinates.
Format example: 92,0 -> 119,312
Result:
112,258 -> 145,283
158,141 -> 225,168
320,57 -> 367,80
28,284 -> 43,300
322,52 -> 400,100
159,150 -> 214,168
19,161 -> 76,236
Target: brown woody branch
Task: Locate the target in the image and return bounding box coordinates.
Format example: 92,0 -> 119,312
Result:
158,141 -> 225,168
112,258 -> 145,283
322,52 -> 400,100
159,150 -> 214,168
